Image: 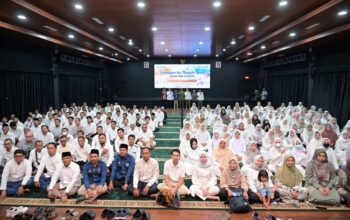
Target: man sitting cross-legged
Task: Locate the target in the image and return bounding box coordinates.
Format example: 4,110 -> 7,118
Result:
157,149 -> 189,196
108,144 -> 135,192
0,149 -> 33,198
77,149 -> 107,203
48,152 -> 81,202
128,147 -> 159,197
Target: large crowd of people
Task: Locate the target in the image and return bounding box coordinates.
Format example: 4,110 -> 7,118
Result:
0,101 -> 349,209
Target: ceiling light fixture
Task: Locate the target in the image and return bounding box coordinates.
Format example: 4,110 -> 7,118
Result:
99,47 -> 103,51
289,32 -> 296,37
151,27 -> 158,31
259,15 -> 271,22
139,49 -> 142,52
165,49 -> 168,52
204,27 -> 210,31
199,41 -> 204,45
128,39 -> 133,46
216,54 -> 219,57
222,48 -> 226,52
247,52 -> 252,56
196,49 -> 200,52
305,23 -> 320,30
127,58 -> 130,61
213,1 -> 222,8
235,57 -> 239,61
231,40 -> 236,45
108,27 -> 114,32
43,25 -> 57,31
74,3 -> 83,10
160,41 -> 165,45
92,17 -> 104,24
194,54 -> 197,57
137,1 -> 145,8
338,10 -> 348,16
147,54 -> 150,58
115,53 -> 118,56
248,26 -> 255,31
17,14 -> 27,20
279,1 -> 288,7
68,34 -> 75,39
261,45 -> 266,49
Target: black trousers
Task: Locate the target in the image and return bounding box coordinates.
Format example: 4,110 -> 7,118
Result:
248,189 -> 280,204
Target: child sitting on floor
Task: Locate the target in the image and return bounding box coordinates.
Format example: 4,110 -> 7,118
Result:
255,170 -> 277,210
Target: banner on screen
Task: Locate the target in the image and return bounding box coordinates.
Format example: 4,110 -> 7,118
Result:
154,64 -> 211,88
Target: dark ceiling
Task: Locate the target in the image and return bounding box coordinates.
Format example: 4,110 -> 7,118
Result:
0,0 -> 349,63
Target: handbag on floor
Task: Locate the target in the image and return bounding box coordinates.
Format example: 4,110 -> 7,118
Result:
227,188 -> 251,213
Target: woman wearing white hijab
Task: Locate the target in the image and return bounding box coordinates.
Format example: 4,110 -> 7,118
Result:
229,130 -> 246,162
268,138 -> 289,173
283,129 -> 302,150
211,130 -> 221,153
280,118 -> 290,136
335,131 -> 350,167
307,131 -> 323,163
179,131 -> 192,161
189,151 -> 220,200
301,123 -> 314,146
262,130 -> 275,152
179,121 -> 192,140
194,123 -> 212,152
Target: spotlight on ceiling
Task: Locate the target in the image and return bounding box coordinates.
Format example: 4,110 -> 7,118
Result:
204,27 -> 210,31
74,3 -> 83,10
279,1 -> 288,7
17,14 -> 27,20
151,27 -> 158,31
137,1 -> 145,8
108,27 -> 114,32
338,10 -> 348,16
213,1 -> 222,8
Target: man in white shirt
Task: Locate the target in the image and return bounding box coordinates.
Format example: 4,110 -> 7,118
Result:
0,138 -> 18,174
107,120 -> 118,145
128,134 -> 141,162
73,136 -> 92,170
34,142 -> 62,191
0,149 -> 33,198
31,118 -> 42,138
57,135 -> 74,154
197,89 -> 204,109
150,113 -> 159,132
37,125 -> 55,147
127,123 -> 141,141
28,140 -> 48,174
83,116 -> 96,141
91,126 -> 110,149
157,149 -> 188,196
114,128 -> 128,153
0,124 -> 16,147
66,117 -> 77,137
97,134 -> 114,169
48,152 -> 81,201
9,122 -> 23,142
139,124 -> 156,149
128,148 -> 159,197
50,118 -> 63,141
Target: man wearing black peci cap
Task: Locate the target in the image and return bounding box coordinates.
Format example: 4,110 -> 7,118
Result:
0,149 -> 33,198
48,152 -> 81,201
77,149 -> 107,202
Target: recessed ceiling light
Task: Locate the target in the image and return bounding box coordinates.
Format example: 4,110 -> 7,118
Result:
289,32 -> 296,37
147,54 -> 150,58
160,41 -> 165,45
108,27 -> 114,32
231,40 -> 236,45
196,49 -> 199,52
338,10 -> 348,16
261,45 -> 266,49
279,1 -> 288,7
151,27 -> 158,31
165,49 -> 168,52
204,27 -> 210,31
17,14 -> 27,20
99,47 -> 103,51
216,54 -> 219,57
199,41 -> 204,45
222,48 -> 226,52
168,55 -> 172,58
137,1 -> 145,8
68,34 -> 75,39
194,54 -> 197,57
114,53 -> 118,56
128,40 -> 133,46
74,3 -> 83,10
248,26 -> 255,31
127,58 -> 130,61
236,57 -> 239,61
247,52 -> 252,56
213,1 -> 221,8
139,49 -> 142,52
